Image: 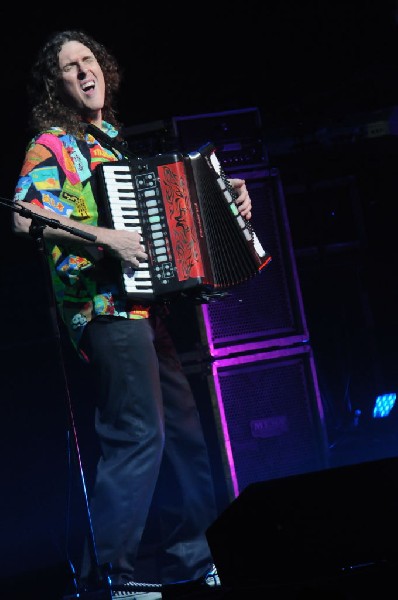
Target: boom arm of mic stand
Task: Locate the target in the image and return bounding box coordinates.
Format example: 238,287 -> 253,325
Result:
14,202 -> 97,243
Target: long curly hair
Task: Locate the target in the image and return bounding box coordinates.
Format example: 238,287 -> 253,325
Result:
28,29 -> 123,138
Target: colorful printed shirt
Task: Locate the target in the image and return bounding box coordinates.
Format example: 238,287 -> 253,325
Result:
13,122 -> 149,359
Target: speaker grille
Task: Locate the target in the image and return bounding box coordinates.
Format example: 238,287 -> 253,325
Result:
213,345 -> 328,494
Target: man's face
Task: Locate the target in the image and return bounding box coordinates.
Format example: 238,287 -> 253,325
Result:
58,40 -> 105,119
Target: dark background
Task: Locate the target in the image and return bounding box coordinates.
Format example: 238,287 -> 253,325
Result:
1,1 -> 398,190
2,1 -> 398,594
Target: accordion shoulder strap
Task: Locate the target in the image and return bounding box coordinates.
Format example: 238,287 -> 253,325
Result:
86,123 -> 137,161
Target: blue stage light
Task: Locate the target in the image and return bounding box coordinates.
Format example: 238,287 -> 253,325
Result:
373,393 -> 397,418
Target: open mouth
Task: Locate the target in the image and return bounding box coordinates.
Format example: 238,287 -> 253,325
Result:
81,81 -> 95,94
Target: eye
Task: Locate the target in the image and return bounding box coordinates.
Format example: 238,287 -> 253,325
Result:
62,63 -> 78,73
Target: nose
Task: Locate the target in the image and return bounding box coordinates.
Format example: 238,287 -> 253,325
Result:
77,62 -> 88,79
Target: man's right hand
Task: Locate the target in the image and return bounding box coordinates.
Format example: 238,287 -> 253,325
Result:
103,228 -> 148,268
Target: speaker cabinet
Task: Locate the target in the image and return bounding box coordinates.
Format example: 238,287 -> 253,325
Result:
203,344 -> 328,498
199,166 -> 309,356
206,457 -> 398,591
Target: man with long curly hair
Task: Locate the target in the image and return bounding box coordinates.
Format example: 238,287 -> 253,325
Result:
12,30 -> 253,600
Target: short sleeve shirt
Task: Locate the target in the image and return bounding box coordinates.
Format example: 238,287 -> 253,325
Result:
13,122 -> 149,357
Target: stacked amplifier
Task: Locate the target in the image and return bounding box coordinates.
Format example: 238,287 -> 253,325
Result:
123,108 -> 329,508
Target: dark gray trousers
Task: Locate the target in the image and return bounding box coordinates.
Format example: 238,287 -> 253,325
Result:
79,314 -> 217,585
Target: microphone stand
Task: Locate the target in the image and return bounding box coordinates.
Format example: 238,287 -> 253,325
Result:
0,198 -> 112,599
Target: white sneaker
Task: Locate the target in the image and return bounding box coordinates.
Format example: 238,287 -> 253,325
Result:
204,563 -> 221,587
112,581 -> 162,599
112,592 -> 162,600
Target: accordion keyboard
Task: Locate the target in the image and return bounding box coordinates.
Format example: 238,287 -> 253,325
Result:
100,163 -> 154,297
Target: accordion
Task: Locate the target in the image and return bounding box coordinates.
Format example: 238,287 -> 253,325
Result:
96,143 -> 271,302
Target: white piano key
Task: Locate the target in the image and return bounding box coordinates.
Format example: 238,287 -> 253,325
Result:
103,167 -> 132,174
106,194 -> 136,202
111,217 -> 141,227
105,182 -> 136,192
104,171 -> 132,177
123,282 -> 152,291
110,207 -> 140,217
106,198 -> 138,206
103,164 -> 131,171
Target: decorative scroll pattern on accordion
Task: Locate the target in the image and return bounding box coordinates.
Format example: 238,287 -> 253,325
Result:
96,143 -> 271,302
